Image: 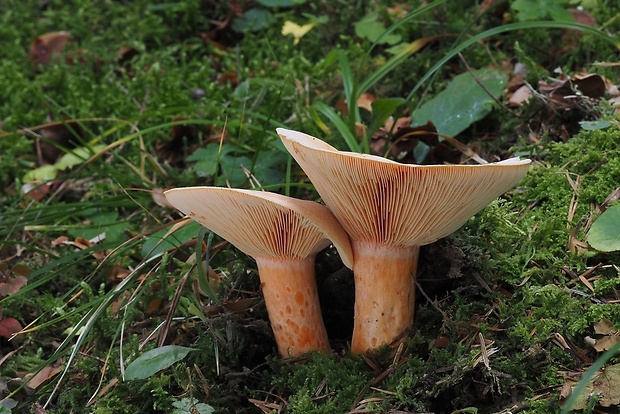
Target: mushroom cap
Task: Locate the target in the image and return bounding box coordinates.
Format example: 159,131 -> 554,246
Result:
164,187 -> 353,268
277,128 -> 531,247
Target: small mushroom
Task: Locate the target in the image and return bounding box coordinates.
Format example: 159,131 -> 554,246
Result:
164,187 -> 353,356
277,128 -> 531,353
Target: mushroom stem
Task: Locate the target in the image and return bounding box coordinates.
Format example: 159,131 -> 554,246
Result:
256,255 -> 330,356
350,242 -> 420,354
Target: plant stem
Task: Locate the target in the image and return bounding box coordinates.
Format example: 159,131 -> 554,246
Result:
350,242 -> 420,354
256,256 -> 330,356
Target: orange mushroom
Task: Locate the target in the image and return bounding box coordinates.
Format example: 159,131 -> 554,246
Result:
164,187 -> 353,356
277,128 -> 531,353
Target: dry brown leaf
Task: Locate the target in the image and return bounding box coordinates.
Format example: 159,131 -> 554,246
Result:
562,363 -> 620,410
20,119 -> 86,165
0,276 -> 28,297
29,31 -> 70,66
25,364 -> 62,389
0,317 -> 22,338
595,318 -> 617,335
508,84 -> 532,107
357,92 -> 377,112
593,336 -> 620,352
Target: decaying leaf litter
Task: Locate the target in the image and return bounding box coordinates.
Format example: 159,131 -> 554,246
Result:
1,1 -> 620,413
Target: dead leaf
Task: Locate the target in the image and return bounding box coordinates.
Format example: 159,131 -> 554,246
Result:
29,31 -> 70,66
593,336 -> 620,353
113,45 -> 140,78
357,93 -> 377,112
562,363 -> 620,410
508,84 -> 532,107
223,298 -> 257,313
0,276 -> 28,297
156,116 -> 204,167
573,74 -> 606,99
25,364 -> 62,389
281,20 -> 317,45
0,317 -> 22,338
595,318 -> 617,335
586,318 -> 620,352
217,71 -> 238,86
0,264 -> 29,297
372,121 -> 461,165
20,119 -> 86,165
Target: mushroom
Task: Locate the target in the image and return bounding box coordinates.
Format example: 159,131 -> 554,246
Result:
277,128 -> 531,353
163,187 -> 353,356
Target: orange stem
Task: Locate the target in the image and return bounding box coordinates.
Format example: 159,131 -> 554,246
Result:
350,242 -> 420,354
256,256 -> 330,356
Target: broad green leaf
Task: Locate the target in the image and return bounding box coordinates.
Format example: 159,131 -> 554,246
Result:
580,120 -> 612,131
69,209 -> 127,243
172,398 -> 215,414
216,154 -> 252,187
369,98 -> 406,135
231,8 -> 274,33
23,164 -> 57,182
252,149 -> 288,186
55,144 -> 106,170
141,220 -> 202,259
125,345 -> 196,380
258,0 -> 305,7
588,203 -> 620,252
189,143 -> 236,177
23,144 -> 106,183
354,13 -> 401,45
411,68 -> 506,138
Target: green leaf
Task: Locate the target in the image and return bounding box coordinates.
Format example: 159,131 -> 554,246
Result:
580,120 -> 612,131
55,145 -> 104,170
141,220 -> 202,259
23,164 -> 58,182
23,144 -> 106,183
69,209 -> 127,243
172,397 -> 215,414
588,203 -> 620,252
252,148 -> 288,186
354,13 -> 401,45
411,68 -> 506,137
231,8 -> 274,33
216,154 -> 253,187
369,98 -> 406,135
125,345 -> 196,380
258,0 -> 306,7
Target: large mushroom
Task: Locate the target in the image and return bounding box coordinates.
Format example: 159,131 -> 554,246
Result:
277,128 -> 531,354
164,187 -> 353,356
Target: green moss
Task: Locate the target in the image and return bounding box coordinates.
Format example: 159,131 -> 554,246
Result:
267,353 -> 372,414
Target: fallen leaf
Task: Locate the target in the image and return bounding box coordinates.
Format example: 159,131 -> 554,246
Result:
0,276 -> 28,297
0,317 -> 22,338
595,318 -> 617,335
217,71 -> 238,86
593,336 -> 620,353
357,92 -> 377,112
371,121 -> 461,165
29,31 -> 70,66
508,84 -> 532,106
156,116 -> 203,167
281,20 -> 317,45
20,119 -> 86,165
563,363 -> 620,410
